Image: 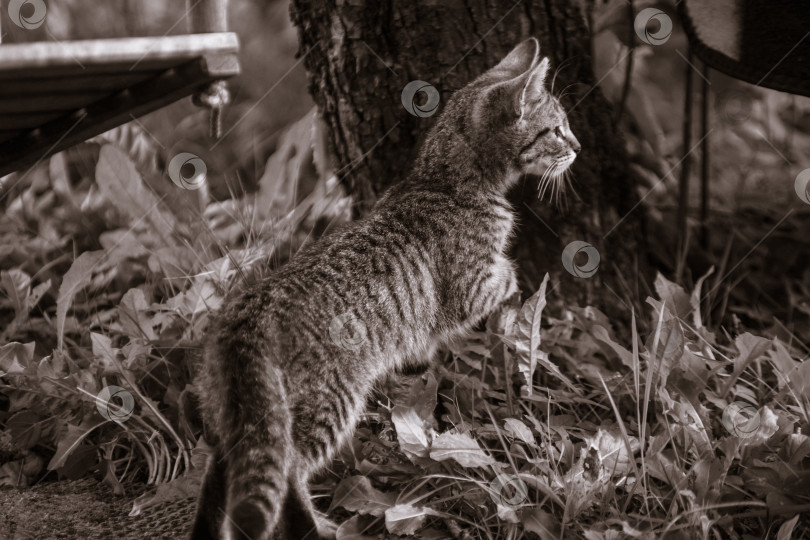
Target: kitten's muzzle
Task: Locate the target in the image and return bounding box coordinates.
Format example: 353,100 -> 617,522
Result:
569,134 -> 581,154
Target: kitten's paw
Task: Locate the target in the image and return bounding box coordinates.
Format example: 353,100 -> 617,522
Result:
315,512 -> 338,539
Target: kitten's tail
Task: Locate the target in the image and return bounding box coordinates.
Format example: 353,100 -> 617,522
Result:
222,359 -> 292,540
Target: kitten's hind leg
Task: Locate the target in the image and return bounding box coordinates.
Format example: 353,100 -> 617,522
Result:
275,472 -> 337,540
190,452 -> 227,540
397,340 -> 440,375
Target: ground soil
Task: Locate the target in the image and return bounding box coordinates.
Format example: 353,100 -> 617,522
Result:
0,478 -> 195,540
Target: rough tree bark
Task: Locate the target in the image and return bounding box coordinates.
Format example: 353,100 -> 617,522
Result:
290,0 -> 649,326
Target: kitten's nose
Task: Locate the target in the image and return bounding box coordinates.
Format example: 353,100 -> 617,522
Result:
569,134 -> 581,154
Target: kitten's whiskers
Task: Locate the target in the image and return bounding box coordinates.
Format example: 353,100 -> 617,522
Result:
537,157 -> 575,208
537,163 -> 555,201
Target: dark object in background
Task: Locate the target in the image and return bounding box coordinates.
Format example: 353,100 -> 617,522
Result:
680,0 -> 810,97
0,0 -> 239,178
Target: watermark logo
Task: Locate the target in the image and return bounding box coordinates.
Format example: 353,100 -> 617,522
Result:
634,8 -> 672,46
8,0 -> 46,29
96,385 -> 135,423
561,241 -> 600,278
794,168 -> 810,204
488,474 -> 528,508
715,89 -> 754,126
329,312 -> 368,351
722,401 -> 760,438
167,153 -> 207,190
402,80 -> 440,117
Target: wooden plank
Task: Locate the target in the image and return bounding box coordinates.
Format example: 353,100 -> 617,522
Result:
0,59 -> 179,79
0,93 -> 108,113
0,73 -> 150,95
0,53 -> 239,178
0,33 -> 238,72
0,133 -> 21,144
0,113 -> 62,130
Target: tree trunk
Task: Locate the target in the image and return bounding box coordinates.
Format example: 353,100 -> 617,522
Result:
290,0 -> 649,328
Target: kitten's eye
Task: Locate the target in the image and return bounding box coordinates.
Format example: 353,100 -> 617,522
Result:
554,126 -> 564,139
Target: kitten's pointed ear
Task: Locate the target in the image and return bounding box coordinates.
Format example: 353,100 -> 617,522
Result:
519,57 -> 550,112
488,38 -> 541,80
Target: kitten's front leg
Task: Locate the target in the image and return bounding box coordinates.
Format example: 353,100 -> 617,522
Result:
493,254 -> 519,306
464,254 -> 518,325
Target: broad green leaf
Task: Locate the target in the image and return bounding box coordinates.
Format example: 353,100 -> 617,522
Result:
0,269 -> 31,319
48,422 -> 99,470
335,515 -> 376,540
255,109 -> 318,220
123,340 -> 151,370
384,504 -> 432,535
91,332 -> 117,372
147,246 -> 198,279
130,468 -> 203,516
0,341 -> 35,376
405,371 -> 437,422
785,354 -> 810,397
504,418 -> 534,445
747,406 -> 780,445
166,279 -> 222,316
514,273 -> 549,395
28,279 -> 51,310
392,405 -> 430,461
429,431 -> 494,468
98,228 -> 151,262
328,476 -> 396,517
769,340 -> 797,390
586,428 -> 639,477
719,333 -> 773,396
95,145 -> 175,232
0,453 -> 43,487
591,324 -> 634,369
56,250 -> 105,350
512,276 -> 577,392
118,288 -> 157,341
59,444 -> 96,480
390,373 -> 437,462
90,123 -> 161,179
733,333 -> 772,372
645,318 -> 684,364
777,514 -> 800,540
37,351 -> 69,382
519,507 -> 559,540
785,433 -> 810,466
653,273 -> 691,319
7,411 -> 43,450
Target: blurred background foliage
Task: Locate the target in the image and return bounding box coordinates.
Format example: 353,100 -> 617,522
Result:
3,0 -> 313,199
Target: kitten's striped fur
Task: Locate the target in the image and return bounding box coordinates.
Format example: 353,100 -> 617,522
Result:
191,38 -> 579,540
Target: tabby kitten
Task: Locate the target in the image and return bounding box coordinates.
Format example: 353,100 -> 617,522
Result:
191,37 -> 580,540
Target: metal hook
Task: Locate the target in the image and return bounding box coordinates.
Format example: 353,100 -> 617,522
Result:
193,80 -> 231,140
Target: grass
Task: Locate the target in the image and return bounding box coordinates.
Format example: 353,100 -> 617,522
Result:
1,124 -> 808,539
